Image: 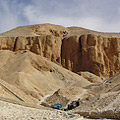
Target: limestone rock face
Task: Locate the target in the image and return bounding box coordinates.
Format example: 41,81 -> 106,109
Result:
79,34 -> 120,78
1,24 -> 120,78
0,24 -> 69,63
15,36 -> 62,63
0,36 -> 61,63
61,34 -> 120,78
61,36 -> 81,72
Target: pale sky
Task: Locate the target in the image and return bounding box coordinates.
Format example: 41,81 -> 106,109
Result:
0,0 -> 120,33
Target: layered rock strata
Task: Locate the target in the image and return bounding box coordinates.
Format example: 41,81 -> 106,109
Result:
61,34 -> 120,78
0,24 -> 120,78
0,33 -> 120,78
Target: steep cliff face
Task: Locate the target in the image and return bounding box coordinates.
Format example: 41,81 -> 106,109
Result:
0,36 -> 62,63
61,36 -> 81,72
14,36 -> 62,63
61,34 -> 120,78
0,24 -> 69,63
0,24 -> 120,78
0,33 -> 120,78
80,34 -> 120,78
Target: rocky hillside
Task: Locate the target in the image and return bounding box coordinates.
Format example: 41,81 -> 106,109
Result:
0,23 -> 120,119
0,24 -> 120,78
73,73 -> 120,119
0,50 -> 92,104
41,72 -> 101,109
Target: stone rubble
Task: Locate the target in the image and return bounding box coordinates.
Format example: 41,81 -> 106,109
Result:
0,100 -> 77,120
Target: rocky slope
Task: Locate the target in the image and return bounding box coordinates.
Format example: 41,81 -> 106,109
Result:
0,23 -> 120,119
41,72 -> 101,109
0,50 -> 92,104
73,73 -> 120,119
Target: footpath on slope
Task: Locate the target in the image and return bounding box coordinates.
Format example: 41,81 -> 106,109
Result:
0,80 -> 25,102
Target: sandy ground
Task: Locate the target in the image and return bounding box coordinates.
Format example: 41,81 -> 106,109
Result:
0,100 -> 79,120
0,50 -> 91,104
0,98 -> 114,120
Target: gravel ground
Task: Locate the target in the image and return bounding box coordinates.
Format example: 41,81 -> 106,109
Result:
0,100 -> 78,120
0,100 -> 114,120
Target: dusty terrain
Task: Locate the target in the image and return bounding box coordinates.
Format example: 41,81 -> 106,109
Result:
0,98 -> 114,120
73,73 -> 120,119
0,23 -> 120,119
0,99 -> 78,120
41,72 -> 101,109
0,50 -> 91,104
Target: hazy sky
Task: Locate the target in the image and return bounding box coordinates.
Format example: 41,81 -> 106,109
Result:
0,0 -> 120,33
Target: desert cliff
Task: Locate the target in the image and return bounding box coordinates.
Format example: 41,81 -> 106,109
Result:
0,24 -> 120,119
0,24 -> 120,78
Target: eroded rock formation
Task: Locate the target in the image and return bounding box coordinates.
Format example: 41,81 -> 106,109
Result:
0,24 -> 120,119
61,34 -> 120,78
0,24 -> 120,79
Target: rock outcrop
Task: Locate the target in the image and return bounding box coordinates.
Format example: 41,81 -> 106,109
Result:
61,36 -> 81,72
77,72 -> 102,83
0,24 -> 69,63
79,34 -> 120,78
0,23 -> 69,37
61,34 -> 120,78
0,24 -> 120,79
41,86 -> 85,108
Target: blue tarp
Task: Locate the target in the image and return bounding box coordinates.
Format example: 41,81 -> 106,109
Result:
51,104 -> 62,109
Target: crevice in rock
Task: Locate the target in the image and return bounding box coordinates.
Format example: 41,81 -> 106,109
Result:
79,36 -> 83,69
61,39 -> 64,65
13,37 -> 18,51
79,36 -> 82,53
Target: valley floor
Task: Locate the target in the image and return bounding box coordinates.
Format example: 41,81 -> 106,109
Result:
0,99 -> 115,120
0,100 -> 77,120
